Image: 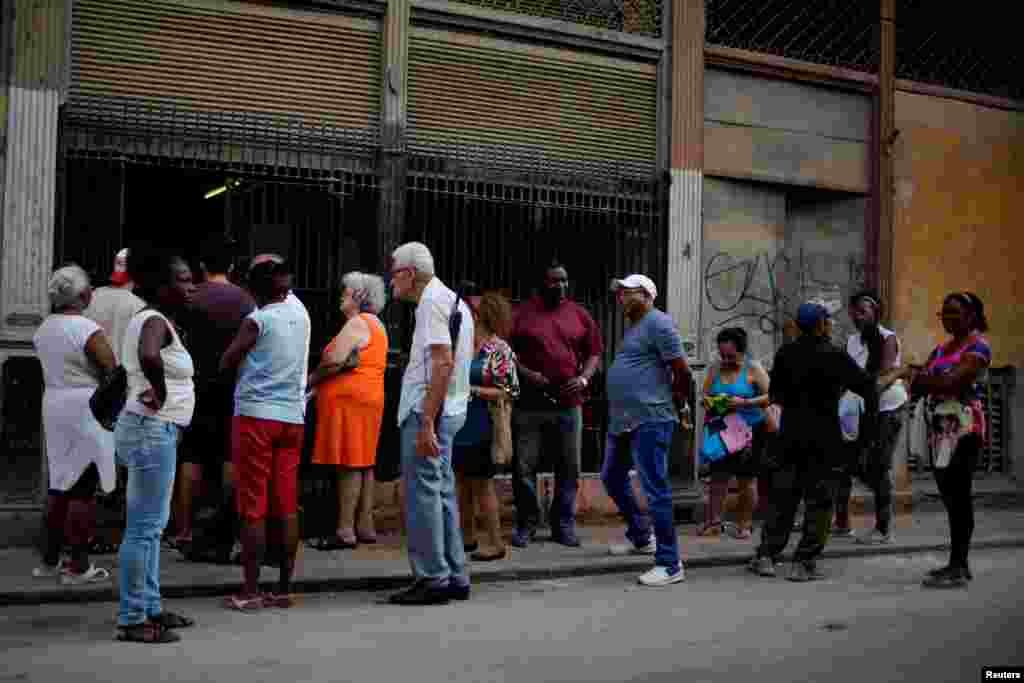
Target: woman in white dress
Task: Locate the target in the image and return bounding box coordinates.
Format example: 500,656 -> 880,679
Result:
32,265 -> 118,584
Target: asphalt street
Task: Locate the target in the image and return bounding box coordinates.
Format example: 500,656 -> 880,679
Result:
1,547 -> 1021,683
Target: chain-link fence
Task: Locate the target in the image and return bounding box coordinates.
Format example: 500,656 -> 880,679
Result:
451,0 -> 664,38
706,0 -> 878,72
896,0 -> 1022,101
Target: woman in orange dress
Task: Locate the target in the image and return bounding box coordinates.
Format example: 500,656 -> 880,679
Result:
309,272 -> 389,549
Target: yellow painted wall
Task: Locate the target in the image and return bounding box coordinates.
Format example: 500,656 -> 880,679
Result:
893,91 -> 1024,367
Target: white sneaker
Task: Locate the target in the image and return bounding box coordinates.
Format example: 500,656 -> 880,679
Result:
609,538 -> 656,556
60,564 -> 111,586
855,529 -> 894,545
32,559 -> 65,579
638,564 -> 685,587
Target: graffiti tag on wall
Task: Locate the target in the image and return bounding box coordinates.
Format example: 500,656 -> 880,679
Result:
701,247 -> 866,366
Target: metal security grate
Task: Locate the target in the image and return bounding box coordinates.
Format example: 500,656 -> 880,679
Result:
895,0 -> 1023,101
404,147 -> 668,472
450,0 -> 664,38
706,0 -> 878,73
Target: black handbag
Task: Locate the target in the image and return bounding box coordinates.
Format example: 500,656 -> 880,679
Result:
89,365 -> 128,431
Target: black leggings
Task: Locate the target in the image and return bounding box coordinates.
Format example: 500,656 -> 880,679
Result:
43,464 -> 100,568
933,434 -> 980,569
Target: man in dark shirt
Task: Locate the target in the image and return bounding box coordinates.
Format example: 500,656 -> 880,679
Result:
510,262 -> 603,548
748,302 -> 878,582
174,238 -> 256,555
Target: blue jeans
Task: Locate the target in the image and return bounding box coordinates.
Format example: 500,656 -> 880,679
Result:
115,413 -> 179,626
401,411 -> 468,584
601,421 -> 679,568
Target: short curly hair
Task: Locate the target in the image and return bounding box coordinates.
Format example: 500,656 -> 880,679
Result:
473,291 -> 513,339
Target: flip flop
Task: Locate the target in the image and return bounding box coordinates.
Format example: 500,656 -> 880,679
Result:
60,565 -> 111,586
470,548 -> 508,562
262,592 -> 297,608
307,536 -> 356,551
89,539 -> 120,555
222,594 -> 264,611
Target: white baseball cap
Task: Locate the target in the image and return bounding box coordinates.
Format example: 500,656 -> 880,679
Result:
611,274 -> 657,300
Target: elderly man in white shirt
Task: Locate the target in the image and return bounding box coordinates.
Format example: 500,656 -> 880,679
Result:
388,242 -> 474,606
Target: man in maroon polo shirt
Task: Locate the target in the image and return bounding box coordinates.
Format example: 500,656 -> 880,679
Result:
510,262 -> 603,548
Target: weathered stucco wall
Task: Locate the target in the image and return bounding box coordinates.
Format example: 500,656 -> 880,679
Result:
893,92 -> 1024,367
705,68 -> 871,193
702,178 -> 867,367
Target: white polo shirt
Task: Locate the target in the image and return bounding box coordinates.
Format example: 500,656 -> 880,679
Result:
397,277 -> 474,427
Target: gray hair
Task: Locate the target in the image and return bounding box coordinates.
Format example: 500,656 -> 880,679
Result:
48,265 -> 91,309
392,242 -> 435,278
341,271 -> 387,314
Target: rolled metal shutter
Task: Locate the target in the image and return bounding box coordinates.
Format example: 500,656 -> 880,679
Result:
69,0 -> 380,132
408,27 -> 658,177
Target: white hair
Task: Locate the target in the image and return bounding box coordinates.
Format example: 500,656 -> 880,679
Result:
341,271 -> 387,314
392,242 -> 435,278
48,265 -> 91,309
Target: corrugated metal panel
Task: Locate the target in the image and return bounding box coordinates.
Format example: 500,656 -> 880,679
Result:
69,0 -> 381,130
408,27 -> 657,177
0,0 -> 65,342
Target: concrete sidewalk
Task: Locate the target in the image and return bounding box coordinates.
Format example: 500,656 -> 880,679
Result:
3,506 -> 1024,607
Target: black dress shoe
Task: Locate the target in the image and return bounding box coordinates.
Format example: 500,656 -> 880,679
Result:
448,582 -> 471,601
388,581 -> 451,606
551,530 -> 581,548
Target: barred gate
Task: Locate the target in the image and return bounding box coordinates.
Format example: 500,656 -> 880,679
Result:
403,149 -> 669,473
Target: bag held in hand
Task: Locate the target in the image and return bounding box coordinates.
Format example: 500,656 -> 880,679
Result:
488,396 -> 514,465
89,365 -> 128,431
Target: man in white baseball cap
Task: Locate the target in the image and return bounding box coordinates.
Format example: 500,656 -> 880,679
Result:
84,248 -> 145,363
610,274 -> 658,301
602,273 -> 692,586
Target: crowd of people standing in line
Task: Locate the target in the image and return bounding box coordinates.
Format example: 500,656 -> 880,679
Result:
31,235 -> 993,642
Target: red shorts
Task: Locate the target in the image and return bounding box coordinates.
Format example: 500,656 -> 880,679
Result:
232,416 -> 304,523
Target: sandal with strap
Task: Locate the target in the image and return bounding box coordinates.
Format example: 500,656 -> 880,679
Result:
696,522 -> 721,537
117,621 -> 181,644
262,592 -> 297,608
307,536 -> 356,552
60,564 -> 111,586
223,594 -> 264,611
89,538 -> 119,555
150,611 -> 195,629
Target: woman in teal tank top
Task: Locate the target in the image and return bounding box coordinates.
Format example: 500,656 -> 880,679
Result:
699,328 -> 771,539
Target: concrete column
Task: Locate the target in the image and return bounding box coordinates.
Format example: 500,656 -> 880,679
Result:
666,0 -> 704,360
377,0 -> 409,269
876,0 -> 897,317
0,0 -> 67,343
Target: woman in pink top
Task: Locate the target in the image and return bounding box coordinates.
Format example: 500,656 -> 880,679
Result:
905,291 -> 992,588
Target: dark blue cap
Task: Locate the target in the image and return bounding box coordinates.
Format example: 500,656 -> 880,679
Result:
796,302 -> 830,331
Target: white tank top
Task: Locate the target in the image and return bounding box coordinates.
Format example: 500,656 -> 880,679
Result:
122,309 -> 195,426
846,325 -> 908,413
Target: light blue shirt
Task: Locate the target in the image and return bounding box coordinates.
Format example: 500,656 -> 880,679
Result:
606,308 -> 684,435
235,300 -> 311,425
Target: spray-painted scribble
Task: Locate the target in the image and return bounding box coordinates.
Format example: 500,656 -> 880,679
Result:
701,247 -> 866,367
